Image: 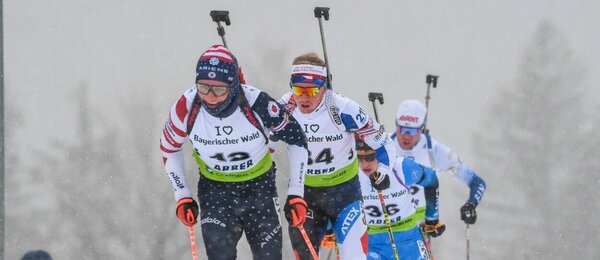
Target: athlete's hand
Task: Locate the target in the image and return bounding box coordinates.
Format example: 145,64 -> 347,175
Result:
284,195 -> 308,227
321,229 -> 337,249
421,219 -> 446,238
176,197 -> 199,227
369,171 -> 390,190
460,202 -> 477,224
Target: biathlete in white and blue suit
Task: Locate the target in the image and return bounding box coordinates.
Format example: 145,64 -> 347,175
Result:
356,135 -> 439,260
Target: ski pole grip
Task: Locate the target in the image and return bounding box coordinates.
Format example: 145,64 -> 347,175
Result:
426,74 -> 439,88
210,10 -> 231,26
368,92 -> 384,104
314,7 -> 330,20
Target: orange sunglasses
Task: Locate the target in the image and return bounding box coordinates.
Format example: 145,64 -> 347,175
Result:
291,85 -> 321,97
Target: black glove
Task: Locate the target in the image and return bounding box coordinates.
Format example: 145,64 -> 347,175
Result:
175,197 -> 199,227
369,171 -> 390,190
284,195 -> 308,227
421,219 -> 446,238
460,202 -> 477,224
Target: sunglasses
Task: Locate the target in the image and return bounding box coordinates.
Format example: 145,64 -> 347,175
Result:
357,153 -> 376,162
196,83 -> 230,97
397,126 -> 420,136
290,85 -> 322,97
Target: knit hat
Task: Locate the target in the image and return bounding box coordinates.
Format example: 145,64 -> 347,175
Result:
21,250 -> 52,260
195,45 -> 238,84
396,99 -> 427,128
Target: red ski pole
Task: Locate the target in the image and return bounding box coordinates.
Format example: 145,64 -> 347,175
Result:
188,226 -> 198,260
298,225 -> 319,260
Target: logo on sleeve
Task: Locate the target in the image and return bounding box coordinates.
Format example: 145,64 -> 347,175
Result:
268,101 -> 280,117
357,108 -> 367,124
411,169 -> 418,181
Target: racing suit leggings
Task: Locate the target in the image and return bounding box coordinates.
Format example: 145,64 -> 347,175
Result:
197,166 -> 282,260
289,175 -> 368,259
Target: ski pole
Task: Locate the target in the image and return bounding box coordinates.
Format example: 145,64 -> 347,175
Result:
298,225 -> 320,260
312,6 -> 342,129
322,238 -> 339,260
368,92 -> 384,123
466,224 -> 470,260
421,74 -> 439,260
367,93 -> 399,259
325,247 -> 334,260
423,75 -> 439,171
423,74 -> 438,135
188,226 -> 199,260
324,244 -> 340,260
314,7 -> 333,89
321,228 -> 339,260
209,10 -> 231,48
377,190 -> 400,260
208,10 -> 247,84
419,227 -> 435,260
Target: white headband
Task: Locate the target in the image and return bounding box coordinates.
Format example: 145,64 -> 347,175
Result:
291,64 -> 327,77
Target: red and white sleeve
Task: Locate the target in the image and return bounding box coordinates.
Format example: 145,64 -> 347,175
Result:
160,94 -> 194,201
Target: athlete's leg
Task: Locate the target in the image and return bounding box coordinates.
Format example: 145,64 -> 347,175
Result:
243,180 -> 283,259
320,177 -> 367,260
366,240 -> 392,260
333,200 -> 368,260
367,231 -> 398,260
197,186 -> 243,260
288,187 -> 328,259
394,227 -> 431,260
288,206 -> 328,259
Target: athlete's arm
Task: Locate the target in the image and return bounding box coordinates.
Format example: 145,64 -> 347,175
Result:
433,142 -> 486,206
250,90 -> 309,197
160,91 -> 195,201
340,100 -> 396,172
398,158 -> 438,187
395,158 -> 440,220
454,163 -> 486,206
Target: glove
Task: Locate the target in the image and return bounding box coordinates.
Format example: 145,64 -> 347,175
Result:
369,171 -> 390,190
421,219 -> 446,238
176,197 -> 199,227
460,202 -> 477,224
321,229 -> 337,249
284,195 -> 308,227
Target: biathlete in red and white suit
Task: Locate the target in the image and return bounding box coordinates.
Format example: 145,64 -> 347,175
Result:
160,45 -> 310,260
277,52 -> 396,260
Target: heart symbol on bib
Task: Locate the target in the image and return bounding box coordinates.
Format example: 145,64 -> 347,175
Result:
309,124 -> 320,133
222,126 -> 233,135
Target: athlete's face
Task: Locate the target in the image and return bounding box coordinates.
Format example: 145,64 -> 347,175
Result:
291,83 -> 326,114
196,79 -> 230,108
357,150 -> 378,175
396,125 -> 422,150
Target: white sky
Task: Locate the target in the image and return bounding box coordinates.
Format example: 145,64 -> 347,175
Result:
4,0 -> 600,258
5,0 -> 599,162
